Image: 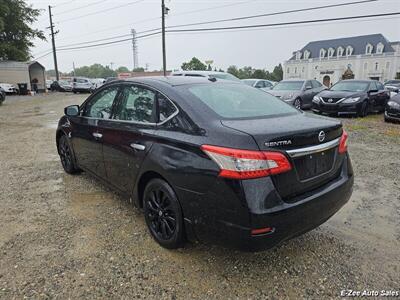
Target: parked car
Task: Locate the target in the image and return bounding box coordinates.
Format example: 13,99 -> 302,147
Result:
57,76 -> 353,251
104,77 -> 117,84
242,79 -> 276,91
0,83 -> 18,94
268,79 -> 325,109
46,80 -> 53,90
384,79 -> 400,93
72,77 -> 93,93
384,93 -> 400,123
50,80 -> 73,92
0,87 -> 5,105
171,70 -> 241,82
312,80 -> 389,117
90,78 -> 106,93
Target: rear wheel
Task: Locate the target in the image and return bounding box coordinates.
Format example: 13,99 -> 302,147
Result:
294,98 -> 302,110
58,135 -> 80,174
143,179 -> 185,249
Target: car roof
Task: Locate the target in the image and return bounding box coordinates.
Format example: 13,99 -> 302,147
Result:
172,70 -> 228,75
337,79 -> 374,83
115,76 -> 239,87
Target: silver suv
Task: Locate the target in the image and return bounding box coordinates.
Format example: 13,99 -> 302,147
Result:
72,77 -> 93,93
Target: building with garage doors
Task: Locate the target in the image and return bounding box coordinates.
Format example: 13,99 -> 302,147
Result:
283,34 -> 400,87
0,61 -> 46,92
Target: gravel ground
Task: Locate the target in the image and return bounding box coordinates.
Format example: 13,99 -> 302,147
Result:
0,93 -> 399,299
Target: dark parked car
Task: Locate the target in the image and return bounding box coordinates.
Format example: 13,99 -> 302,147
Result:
56,77 -> 353,251
268,79 -> 325,109
50,80 -> 73,92
312,80 -> 389,117
384,79 -> 400,93
0,87 -> 5,105
384,93 -> 400,123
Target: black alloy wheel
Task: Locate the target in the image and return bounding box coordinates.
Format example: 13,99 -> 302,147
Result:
359,101 -> 368,118
58,135 -> 79,174
143,179 -> 184,249
294,98 -> 302,110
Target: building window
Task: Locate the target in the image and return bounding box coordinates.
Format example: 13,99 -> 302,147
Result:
295,51 -> 302,60
328,47 -> 335,58
376,42 -> 384,54
337,47 -> 344,57
304,50 -> 310,59
346,46 -> 353,56
366,43 -> 373,55
386,62 -> 390,69
287,67 -> 290,74
364,62 -> 368,70
375,62 -> 379,71
294,67 -> 297,74
302,66 -> 305,73
319,48 -> 326,58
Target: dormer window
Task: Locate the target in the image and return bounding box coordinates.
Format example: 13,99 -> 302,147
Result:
304,50 -> 310,59
346,46 -> 353,56
376,42 -> 384,54
366,43 -> 373,55
328,47 -> 335,58
295,51 -> 302,60
337,46 -> 344,57
319,48 -> 326,58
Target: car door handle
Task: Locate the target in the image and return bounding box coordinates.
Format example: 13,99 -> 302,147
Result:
92,132 -> 102,139
130,143 -> 146,151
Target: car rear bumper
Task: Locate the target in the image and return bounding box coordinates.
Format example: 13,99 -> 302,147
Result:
187,154 -> 353,251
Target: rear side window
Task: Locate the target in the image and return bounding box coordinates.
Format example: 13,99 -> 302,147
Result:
186,84 -> 298,119
158,94 -> 177,122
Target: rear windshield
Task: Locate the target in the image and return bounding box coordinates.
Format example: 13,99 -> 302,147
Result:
330,81 -> 369,92
273,81 -> 304,91
185,84 -> 298,118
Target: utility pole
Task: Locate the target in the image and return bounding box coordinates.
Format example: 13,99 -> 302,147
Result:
72,62 -> 76,76
131,29 -> 138,70
161,0 -> 169,76
48,6 -> 59,81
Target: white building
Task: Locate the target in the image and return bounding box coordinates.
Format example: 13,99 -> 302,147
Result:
0,61 -> 46,92
283,34 -> 400,87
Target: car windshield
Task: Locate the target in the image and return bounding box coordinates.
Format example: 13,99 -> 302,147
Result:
272,81 -> 304,91
185,84 -> 298,119
242,79 -> 257,86
330,81 -> 369,92
211,73 -> 241,82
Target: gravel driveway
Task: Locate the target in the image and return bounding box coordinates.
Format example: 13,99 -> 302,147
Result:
0,93 -> 399,299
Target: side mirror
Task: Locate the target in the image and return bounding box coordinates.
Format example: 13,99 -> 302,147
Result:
65,105 -> 79,116
305,85 -> 312,90
368,89 -> 378,94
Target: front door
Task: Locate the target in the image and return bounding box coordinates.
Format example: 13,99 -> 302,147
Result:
71,85 -> 120,178
102,83 -> 157,193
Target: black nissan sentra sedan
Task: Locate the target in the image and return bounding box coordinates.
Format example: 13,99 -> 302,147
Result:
56,76 -> 353,251
312,79 -> 389,117
385,93 -> 400,123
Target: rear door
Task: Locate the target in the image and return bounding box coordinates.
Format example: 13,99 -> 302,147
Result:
302,80 -> 314,106
71,85 -> 120,178
368,81 -> 380,109
101,83 -> 158,193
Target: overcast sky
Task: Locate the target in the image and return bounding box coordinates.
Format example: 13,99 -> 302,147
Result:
28,0 -> 400,73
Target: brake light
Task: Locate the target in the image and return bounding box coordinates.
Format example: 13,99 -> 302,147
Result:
201,145 -> 292,179
338,129 -> 348,154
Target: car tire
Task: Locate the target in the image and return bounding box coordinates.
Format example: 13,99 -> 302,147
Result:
58,135 -> 80,174
143,178 -> 185,249
294,98 -> 302,110
359,101 -> 368,118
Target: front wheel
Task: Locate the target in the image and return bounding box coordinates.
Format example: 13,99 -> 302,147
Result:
358,101 -> 368,118
143,179 -> 185,249
294,98 -> 302,110
58,135 -> 80,174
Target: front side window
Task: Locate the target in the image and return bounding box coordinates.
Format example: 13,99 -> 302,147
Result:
185,84 -> 298,119
83,86 -> 119,118
312,80 -> 322,88
114,85 -> 155,123
255,81 -> 265,88
158,94 -> 177,122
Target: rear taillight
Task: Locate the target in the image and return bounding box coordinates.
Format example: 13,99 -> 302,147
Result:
201,145 -> 292,179
338,129 -> 348,154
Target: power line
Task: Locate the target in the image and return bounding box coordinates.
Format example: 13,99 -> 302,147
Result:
55,0 -> 110,16
52,0 -> 378,50
57,0 -> 146,24
166,0 -> 379,30
166,12 -> 400,33
52,0 -> 77,9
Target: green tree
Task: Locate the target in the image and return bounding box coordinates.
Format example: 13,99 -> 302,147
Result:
74,64 -> 117,78
0,0 -> 45,61
115,66 -> 129,73
132,67 -> 145,72
181,57 -> 207,71
270,64 -> 283,81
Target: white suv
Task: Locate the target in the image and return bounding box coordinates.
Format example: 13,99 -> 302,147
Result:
171,71 -> 241,82
72,77 -> 93,93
